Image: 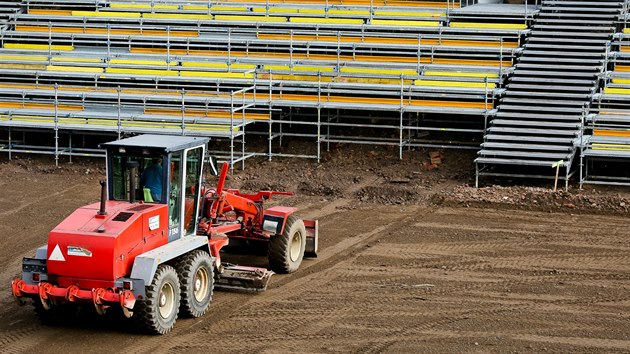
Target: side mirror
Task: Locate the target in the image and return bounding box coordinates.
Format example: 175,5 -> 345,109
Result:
208,155 -> 219,176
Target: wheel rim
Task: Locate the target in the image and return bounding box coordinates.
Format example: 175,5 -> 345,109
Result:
289,230 -> 302,262
193,267 -> 209,302
158,282 -> 175,319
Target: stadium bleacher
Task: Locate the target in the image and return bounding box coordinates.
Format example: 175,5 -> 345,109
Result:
1,0 -> 525,164
4,0 -> 629,187
580,8 -> 630,186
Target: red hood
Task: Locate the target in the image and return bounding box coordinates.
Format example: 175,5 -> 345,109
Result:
47,201 -> 168,284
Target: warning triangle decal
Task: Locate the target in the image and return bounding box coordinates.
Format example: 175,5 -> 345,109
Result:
49,244 -> 65,262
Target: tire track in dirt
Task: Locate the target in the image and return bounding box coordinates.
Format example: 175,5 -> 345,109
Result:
0,185 -> 392,353
119,205 -> 425,353
425,207 -> 630,239
0,324 -> 45,354
356,305 -> 530,353
508,333 -> 630,351
0,183 -> 84,217
291,176 -> 382,219
413,330 -> 630,351
345,210 -> 630,353
2,160 -> 630,353
355,297 -> 630,353
0,181 -> 99,353
186,204 -> 630,354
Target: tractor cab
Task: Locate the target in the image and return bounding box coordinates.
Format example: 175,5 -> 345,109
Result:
101,135 -> 210,242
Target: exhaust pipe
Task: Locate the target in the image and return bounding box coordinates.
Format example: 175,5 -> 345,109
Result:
98,180 -> 107,215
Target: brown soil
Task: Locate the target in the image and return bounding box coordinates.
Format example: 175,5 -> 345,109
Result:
1,147 -> 630,353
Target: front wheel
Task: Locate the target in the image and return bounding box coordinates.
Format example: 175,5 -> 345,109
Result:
133,264 -> 180,334
176,250 -> 214,318
268,215 -> 306,274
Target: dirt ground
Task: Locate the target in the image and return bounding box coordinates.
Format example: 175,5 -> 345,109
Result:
0,146 -> 629,353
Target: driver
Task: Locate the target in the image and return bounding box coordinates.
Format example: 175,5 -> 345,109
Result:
141,158 -> 163,202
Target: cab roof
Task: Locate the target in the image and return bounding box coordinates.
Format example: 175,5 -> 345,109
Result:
100,134 -> 209,153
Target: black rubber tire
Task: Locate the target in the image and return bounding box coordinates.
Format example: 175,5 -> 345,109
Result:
175,250 -> 214,318
133,264 -> 180,335
268,215 -> 306,274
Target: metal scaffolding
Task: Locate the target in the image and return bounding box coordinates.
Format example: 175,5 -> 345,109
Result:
0,0 -> 529,166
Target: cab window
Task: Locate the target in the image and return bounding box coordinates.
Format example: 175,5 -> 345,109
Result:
111,153 -> 164,203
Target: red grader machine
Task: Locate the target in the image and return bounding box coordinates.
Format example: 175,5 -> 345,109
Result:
11,134 -> 318,334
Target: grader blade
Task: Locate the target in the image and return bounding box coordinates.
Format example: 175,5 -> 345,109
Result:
215,264 -> 273,292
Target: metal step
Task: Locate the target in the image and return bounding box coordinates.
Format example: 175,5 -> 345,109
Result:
508,77 -> 596,85
528,34 -> 612,42
537,13 -> 618,20
521,50 -> 605,58
542,1 -> 624,7
485,134 -> 575,144
517,56 -> 604,64
503,90 -> 592,99
500,97 -> 588,106
475,157 -> 571,167
534,19 -> 616,26
511,70 -> 597,78
491,119 -> 581,129
486,127 -> 579,136
515,63 -> 600,71
539,8 -> 620,15
531,25 -> 615,32
524,43 -> 607,51
498,104 -> 585,114
526,37 -> 611,45
481,142 -> 573,152
506,83 -> 593,92
478,150 -> 573,160
495,111 -> 584,121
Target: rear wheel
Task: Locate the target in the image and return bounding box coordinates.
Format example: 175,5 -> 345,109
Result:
134,265 -> 180,334
268,215 -> 306,274
176,250 -> 214,318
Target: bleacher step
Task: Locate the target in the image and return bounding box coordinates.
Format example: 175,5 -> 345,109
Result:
515,63 -> 599,71
487,127 -> 579,136
510,70 -> 597,78
478,150 -> 574,160
517,56 -> 605,64
520,50 -> 605,58
490,119 -> 581,129
475,157 -> 570,167
531,25 -> 615,32
506,83 -> 594,92
523,43 -> 606,52
543,1 -> 623,7
498,105 -> 586,114
481,142 -> 574,152
503,90 -> 592,99
508,77 -> 596,85
485,134 -> 575,144
500,97 -> 588,106
526,37 -> 612,45
494,112 -> 583,122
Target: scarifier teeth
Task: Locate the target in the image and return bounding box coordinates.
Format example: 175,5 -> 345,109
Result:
215,264 -> 273,292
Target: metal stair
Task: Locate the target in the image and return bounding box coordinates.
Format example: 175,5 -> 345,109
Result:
476,0 -> 625,187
